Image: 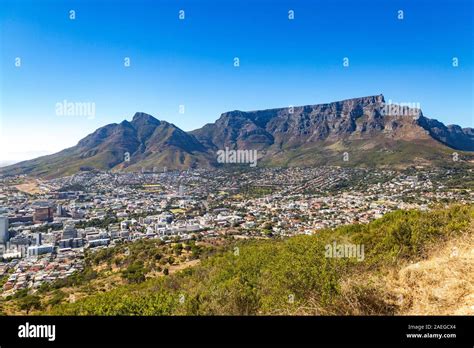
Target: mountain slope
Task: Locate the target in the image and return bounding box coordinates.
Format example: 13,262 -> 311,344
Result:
192,94 -> 474,168
193,94 -> 474,152
417,116 -> 474,151
1,95 -> 473,178
1,113 -> 215,178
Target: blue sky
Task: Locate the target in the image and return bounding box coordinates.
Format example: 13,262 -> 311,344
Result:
1,0 -> 473,161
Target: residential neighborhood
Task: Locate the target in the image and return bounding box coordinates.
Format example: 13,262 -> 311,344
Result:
1,166 -> 472,295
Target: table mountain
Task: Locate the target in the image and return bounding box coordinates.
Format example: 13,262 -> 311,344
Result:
192,94 -> 473,167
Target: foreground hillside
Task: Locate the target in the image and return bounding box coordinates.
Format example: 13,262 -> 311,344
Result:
32,204 -> 473,316
387,231 -> 474,315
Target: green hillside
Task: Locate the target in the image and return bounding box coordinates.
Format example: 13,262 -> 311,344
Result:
38,204 -> 473,316
263,138 -> 474,169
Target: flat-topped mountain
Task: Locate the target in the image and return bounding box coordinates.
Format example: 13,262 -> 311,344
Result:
2,95 -> 473,178
192,94 -> 473,151
191,94 -> 473,167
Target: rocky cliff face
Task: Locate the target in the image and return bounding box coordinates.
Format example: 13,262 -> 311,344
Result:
416,116 -> 474,151
192,95 -> 387,150
192,94 -> 472,152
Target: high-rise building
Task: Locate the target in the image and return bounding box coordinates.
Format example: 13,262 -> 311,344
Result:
35,232 -> 42,245
0,216 -> 9,244
33,206 -> 53,223
62,224 -> 77,239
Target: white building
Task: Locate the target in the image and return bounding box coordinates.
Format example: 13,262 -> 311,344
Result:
27,244 -> 54,257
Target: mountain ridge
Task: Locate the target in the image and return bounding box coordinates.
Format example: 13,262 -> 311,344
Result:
2,95 -> 473,178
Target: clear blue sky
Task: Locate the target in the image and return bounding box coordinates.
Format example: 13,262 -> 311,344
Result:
0,0 -> 473,161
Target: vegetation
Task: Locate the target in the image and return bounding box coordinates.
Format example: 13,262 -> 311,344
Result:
18,294 -> 42,314
58,183 -> 86,192
240,185 -> 276,198
75,216 -> 118,229
42,204 -> 472,316
0,237 -> 216,314
122,262 -> 147,284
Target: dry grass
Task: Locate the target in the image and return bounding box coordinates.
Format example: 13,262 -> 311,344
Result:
14,181 -> 43,194
385,227 -> 474,315
296,220 -> 474,316
334,277 -> 397,315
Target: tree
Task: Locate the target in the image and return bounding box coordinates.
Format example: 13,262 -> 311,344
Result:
121,262 -> 146,284
48,290 -> 66,307
19,295 -> 42,314
173,243 -> 183,256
